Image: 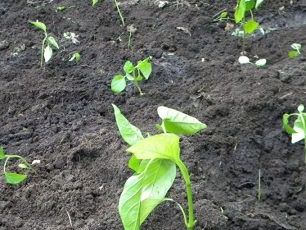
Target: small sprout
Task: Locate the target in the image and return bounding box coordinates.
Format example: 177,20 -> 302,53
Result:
111,58 -> 152,95
56,6 -> 66,12
29,20 -> 59,67
63,32 -> 80,44
0,147 -> 35,185
127,24 -> 137,49
238,55 -> 266,67
288,43 -> 302,58
69,52 -> 82,62
283,104 -> 306,163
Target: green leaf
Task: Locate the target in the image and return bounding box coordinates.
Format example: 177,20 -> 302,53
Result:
137,59 -> 152,80
92,0 -> 99,6
56,6 -> 66,11
283,114 -> 296,135
69,52 -> 82,62
44,45 -> 53,63
157,106 -> 207,135
29,20 -> 47,33
292,114 -> 306,143
127,133 -> 180,163
245,0 -> 256,11
243,20 -> 259,34
0,147 -> 5,160
255,0 -> 264,9
112,104 -> 143,145
4,172 -> 27,185
128,155 -> 142,172
255,59 -> 266,67
291,43 -> 301,51
235,0 -> 246,23
46,36 -> 59,49
119,159 -> 176,230
111,75 -> 126,94
18,163 -> 29,169
124,61 -> 134,74
288,50 -> 300,58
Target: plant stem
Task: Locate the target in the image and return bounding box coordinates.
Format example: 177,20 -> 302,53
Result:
128,32 -> 132,49
41,33 -> 47,68
4,155 -> 35,173
114,0 -> 125,27
134,81 -> 143,95
176,160 -> 196,230
257,168 -> 261,201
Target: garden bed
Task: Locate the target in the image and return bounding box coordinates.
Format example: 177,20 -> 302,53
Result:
1,0 -> 306,229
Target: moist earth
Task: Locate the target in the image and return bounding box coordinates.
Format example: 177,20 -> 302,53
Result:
1,0 -> 306,229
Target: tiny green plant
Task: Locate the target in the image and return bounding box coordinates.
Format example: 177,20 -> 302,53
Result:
256,168 -> 262,201
234,0 -> 264,52
29,20 -> 59,67
111,58 -> 152,95
288,43 -> 302,58
113,104 -> 207,230
283,104 -> 306,163
92,0 -> 99,6
238,55 -> 266,67
69,52 -> 82,62
0,147 -> 35,185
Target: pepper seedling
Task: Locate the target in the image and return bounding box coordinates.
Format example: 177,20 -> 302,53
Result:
234,0 -> 264,53
238,55 -> 266,67
111,58 -> 152,95
288,43 -> 302,58
0,147 -> 35,185
69,52 -> 82,62
29,20 -> 59,67
283,104 -> 306,163
113,104 -> 207,230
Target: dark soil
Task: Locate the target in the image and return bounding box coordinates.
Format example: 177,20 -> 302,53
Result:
1,0 -> 306,229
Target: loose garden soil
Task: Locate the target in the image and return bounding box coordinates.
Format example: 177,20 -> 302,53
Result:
1,0 -> 306,229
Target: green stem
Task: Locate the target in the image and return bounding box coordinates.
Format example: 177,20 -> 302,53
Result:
257,168 -> 261,201
299,111 -> 306,163
134,81 -> 143,95
114,0 -> 125,26
176,160 -> 196,230
41,33 -> 47,68
128,32 -> 132,49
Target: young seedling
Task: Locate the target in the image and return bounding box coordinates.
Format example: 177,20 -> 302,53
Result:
111,58 -> 152,95
29,20 -> 59,67
238,55 -> 266,67
69,52 -> 82,62
256,168 -> 262,201
283,104 -> 306,163
113,104 -> 207,230
0,147 -> 35,185
288,43 -> 302,58
234,0 -> 264,53
92,0 -> 99,6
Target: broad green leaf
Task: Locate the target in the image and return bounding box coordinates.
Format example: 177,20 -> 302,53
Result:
92,0 -> 99,6
127,133 -> 180,163
157,106 -> 207,135
124,61 -> 134,74
56,6 -> 66,11
18,163 -> 29,169
292,114 -> 306,143
235,0 -> 246,23
137,59 -> 152,80
4,172 -> 27,185
255,59 -> 266,67
29,20 -> 47,32
243,20 -> 259,34
238,55 -> 250,64
283,114 -> 296,135
112,104 -> 143,145
291,43 -> 301,51
111,75 -> 126,94
44,45 -> 53,63
128,155 -> 142,172
126,73 -> 135,81
245,0 -> 255,11
298,104 -> 304,112
288,50 -> 299,58
0,148 -> 5,160
255,0 -> 264,9
119,159 -> 176,230
69,52 -> 82,62
46,36 -> 59,49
